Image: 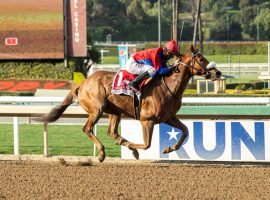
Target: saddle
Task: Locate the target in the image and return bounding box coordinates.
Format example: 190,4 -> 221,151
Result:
111,70 -> 148,119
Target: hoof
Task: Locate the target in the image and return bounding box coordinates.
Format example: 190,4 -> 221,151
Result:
98,150 -> 106,162
58,158 -> 68,166
132,149 -> 139,160
163,146 -> 172,154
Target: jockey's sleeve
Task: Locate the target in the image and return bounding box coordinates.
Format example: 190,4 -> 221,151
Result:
157,66 -> 171,75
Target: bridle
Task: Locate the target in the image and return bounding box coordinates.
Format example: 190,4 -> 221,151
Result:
162,51 -> 208,99
174,51 -> 208,76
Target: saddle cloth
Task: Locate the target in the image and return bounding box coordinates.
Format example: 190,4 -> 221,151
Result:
111,69 -> 145,96
111,69 -> 149,120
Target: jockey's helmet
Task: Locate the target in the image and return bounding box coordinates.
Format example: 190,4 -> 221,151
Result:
164,40 -> 179,55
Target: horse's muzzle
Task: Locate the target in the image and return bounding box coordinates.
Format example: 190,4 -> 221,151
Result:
205,71 -> 212,79
205,68 -> 222,81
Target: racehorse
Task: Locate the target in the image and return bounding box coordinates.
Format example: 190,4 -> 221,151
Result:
38,45 -> 221,162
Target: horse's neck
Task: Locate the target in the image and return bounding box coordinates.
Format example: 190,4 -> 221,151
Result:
165,65 -> 192,98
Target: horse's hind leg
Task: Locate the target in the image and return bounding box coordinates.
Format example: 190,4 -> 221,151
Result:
83,113 -> 105,162
107,114 -> 139,159
107,114 -> 123,144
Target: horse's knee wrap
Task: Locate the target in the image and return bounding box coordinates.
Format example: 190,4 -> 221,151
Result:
116,137 -> 124,145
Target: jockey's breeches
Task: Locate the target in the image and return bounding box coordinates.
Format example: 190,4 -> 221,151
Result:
125,57 -> 156,77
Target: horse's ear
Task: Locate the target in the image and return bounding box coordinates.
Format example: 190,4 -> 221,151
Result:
190,45 -> 195,53
190,45 -> 199,53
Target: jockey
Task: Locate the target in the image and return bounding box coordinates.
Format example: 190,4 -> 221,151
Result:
126,40 -> 179,92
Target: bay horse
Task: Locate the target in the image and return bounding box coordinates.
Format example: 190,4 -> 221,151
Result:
39,45 -> 221,162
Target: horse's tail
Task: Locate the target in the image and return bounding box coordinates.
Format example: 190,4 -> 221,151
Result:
36,86 -> 80,123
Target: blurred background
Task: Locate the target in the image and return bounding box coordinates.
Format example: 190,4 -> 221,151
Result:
0,0 -> 270,96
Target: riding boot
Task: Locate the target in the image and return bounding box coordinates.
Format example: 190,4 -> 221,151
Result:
129,71 -> 150,92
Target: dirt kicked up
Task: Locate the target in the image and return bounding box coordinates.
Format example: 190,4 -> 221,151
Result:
0,159 -> 270,199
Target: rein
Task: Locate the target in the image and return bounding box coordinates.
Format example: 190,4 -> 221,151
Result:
162,76 -> 178,99
162,52 -> 206,98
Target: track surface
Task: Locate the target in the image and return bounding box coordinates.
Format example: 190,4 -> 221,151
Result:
0,160 -> 270,199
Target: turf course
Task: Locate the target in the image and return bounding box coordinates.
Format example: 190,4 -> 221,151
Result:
0,124 -> 121,157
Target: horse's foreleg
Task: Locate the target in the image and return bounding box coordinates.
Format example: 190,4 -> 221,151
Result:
127,120 -> 155,151
83,113 -> 105,162
107,114 -> 139,159
163,116 -> 188,154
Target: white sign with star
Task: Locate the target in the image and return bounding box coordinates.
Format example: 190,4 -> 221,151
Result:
167,128 -> 180,141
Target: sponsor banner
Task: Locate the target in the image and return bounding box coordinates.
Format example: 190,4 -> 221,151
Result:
121,120 -> 270,162
0,0 -> 64,59
118,45 -> 129,69
66,0 -> 87,57
0,80 -> 72,93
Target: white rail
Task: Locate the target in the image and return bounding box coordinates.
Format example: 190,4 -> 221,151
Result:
0,96 -> 269,105
94,63 -> 269,75
182,97 -> 270,104
0,96 -> 65,104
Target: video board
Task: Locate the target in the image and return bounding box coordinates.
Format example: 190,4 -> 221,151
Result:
0,0 -> 64,59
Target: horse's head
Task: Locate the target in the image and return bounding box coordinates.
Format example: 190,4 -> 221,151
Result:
174,45 -> 222,81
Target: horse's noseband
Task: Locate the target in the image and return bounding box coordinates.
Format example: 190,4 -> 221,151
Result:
175,52 -> 208,76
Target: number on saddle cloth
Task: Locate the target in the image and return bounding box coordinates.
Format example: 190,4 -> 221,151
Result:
112,70 -> 137,96
112,69 -> 152,97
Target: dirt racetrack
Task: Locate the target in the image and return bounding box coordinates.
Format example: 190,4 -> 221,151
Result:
0,159 -> 270,200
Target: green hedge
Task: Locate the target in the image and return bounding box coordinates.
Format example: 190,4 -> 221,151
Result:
145,41 -> 268,55
0,61 -> 73,80
226,81 -> 268,90
0,91 -> 34,96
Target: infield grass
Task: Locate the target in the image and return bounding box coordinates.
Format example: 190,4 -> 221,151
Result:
0,124 -> 121,157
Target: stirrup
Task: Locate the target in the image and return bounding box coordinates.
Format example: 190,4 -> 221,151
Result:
129,83 -> 139,92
